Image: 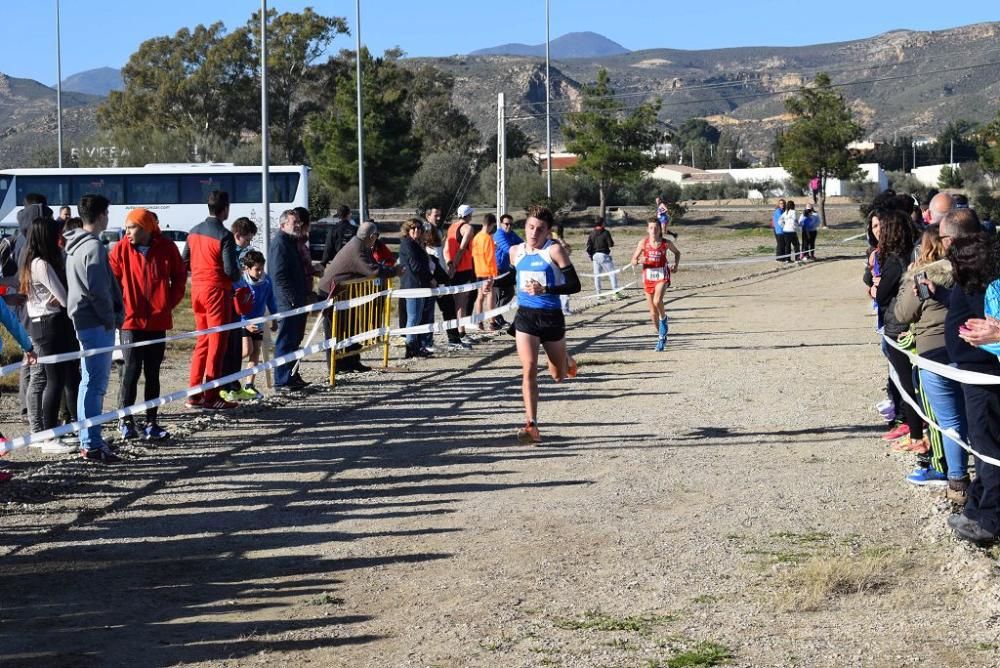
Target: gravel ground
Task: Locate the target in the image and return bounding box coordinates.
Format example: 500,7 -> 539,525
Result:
2,215 -> 999,667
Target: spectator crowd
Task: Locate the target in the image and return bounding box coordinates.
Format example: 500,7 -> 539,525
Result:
0,192 -> 542,481
863,187 -> 1000,546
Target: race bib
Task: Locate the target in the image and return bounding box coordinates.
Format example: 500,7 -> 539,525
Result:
520,270 -> 548,290
645,267 -> 665,281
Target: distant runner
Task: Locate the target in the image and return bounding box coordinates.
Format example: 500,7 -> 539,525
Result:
632,218 -> 680,351
510,206 -> 582,445
655,196 -> 679,240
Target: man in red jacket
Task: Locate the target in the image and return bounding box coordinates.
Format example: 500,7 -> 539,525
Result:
109,208 -> 186,440
182,190 -> 242,409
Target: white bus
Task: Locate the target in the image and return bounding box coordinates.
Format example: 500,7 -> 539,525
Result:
0,164 -> 309,249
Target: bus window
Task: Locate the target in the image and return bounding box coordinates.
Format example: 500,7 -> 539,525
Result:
15,176 -> 71,207
126,175 -> 179,204
72,175 -> 125,204
0,176 -> 9,196
181,175 -> 232,205
232,174 -> 292,203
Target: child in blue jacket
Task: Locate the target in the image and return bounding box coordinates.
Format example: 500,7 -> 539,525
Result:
234,250 -> 278,398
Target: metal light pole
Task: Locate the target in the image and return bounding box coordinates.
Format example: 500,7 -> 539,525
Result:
260,0 -> 273,388
496,93 -> 506,216
260,0 -> 271,261
355,0 -> 367,221
545,0 -> 552,199
55,0 -> 63,167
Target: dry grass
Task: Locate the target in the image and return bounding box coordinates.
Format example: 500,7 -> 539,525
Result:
776,551 -> 911,612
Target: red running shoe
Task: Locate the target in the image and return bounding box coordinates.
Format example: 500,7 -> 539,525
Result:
881,423 -> 910,441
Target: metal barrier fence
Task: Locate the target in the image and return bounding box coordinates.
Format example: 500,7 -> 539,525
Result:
329,276 -> 393,386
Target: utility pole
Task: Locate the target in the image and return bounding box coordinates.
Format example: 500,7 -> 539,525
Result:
950,138 -> 955,166
355,0 -> 367,221
55,0 -> 63,167
496,93 -> 506,216
544,0 -> 552,199
260,0 -> 270,261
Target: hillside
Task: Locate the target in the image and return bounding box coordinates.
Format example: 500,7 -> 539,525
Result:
0,73 -> 100,168
413,22 -> 1000,158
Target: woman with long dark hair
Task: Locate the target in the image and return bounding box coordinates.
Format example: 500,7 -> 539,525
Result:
21,217 -> 80,453
872,208 -> 925,452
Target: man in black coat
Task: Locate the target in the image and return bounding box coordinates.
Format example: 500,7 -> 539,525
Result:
269,209 -> 309,389
321,205 -> 357,266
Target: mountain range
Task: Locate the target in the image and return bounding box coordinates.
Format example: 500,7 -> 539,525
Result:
2,24 -> 1000,168
470,32 -> 630,59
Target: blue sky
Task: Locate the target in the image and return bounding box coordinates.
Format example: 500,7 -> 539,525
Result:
2,0 -> 997,84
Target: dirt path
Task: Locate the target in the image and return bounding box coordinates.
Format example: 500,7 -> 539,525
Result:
2,256 -> 999,668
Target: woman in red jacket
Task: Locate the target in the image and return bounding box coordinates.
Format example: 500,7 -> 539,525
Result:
109,209 -> 187,441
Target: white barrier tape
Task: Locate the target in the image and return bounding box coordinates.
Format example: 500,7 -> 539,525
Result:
0,289 -> 389,378
0,322 -> 394,454
391,301 -> 519,337
577,278 -> 640,302
882,335 -> 1000,387
391,272 -> 508,299
1,296 -> 527,452
886,364 -> 1000,468
580,265 -> 631,279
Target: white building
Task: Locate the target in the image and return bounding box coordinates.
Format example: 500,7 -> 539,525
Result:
910,163 -> 956,188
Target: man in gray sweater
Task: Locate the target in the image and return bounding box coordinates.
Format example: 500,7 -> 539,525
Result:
66,194 -> 124,463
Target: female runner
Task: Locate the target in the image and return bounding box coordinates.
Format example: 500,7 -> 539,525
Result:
631,217 -> 680,351
510,205 -> 582,444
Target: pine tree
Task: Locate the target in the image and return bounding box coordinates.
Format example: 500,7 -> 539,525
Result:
777,73 -> 864,229
563,69 -> 664,221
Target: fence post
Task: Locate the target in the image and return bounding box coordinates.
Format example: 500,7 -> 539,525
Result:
330,305 -> 338,388
383,277 -> 392,369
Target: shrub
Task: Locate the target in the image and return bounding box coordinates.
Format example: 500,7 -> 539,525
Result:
938,165 -> 964,188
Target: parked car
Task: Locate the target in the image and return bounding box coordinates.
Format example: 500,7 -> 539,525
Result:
160,228 -> 188,256
100,228 -> 123,253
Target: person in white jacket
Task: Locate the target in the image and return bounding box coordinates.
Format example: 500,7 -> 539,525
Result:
780,199 -> 801,262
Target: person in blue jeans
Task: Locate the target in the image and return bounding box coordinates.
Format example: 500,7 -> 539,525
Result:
268,209 -> 309,390
398,218 -> 436,359
893,224 -> 968,493
65,194 -> 124,463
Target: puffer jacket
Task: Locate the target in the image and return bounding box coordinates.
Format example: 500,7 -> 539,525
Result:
893,258 -> 955,362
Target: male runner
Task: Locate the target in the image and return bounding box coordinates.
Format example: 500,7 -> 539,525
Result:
510,205 -> 582,444
632,218 -> 680,351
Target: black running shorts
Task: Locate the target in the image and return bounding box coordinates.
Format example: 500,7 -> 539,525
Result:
514,306 -> 566,343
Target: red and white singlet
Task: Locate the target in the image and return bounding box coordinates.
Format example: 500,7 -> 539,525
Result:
641,238 -> 670,289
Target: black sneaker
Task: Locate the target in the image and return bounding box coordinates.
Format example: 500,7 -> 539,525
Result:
947,513 -> 998,545
80,445 -> 121,464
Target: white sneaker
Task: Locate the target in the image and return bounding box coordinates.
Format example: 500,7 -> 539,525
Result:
422,345 -> 437,354
38,439 -> 78,454
460,335 -> 475,345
